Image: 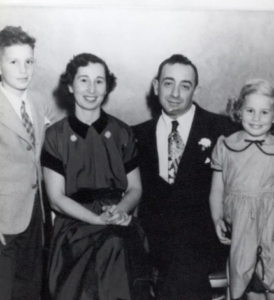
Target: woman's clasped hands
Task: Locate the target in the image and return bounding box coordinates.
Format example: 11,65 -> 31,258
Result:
100,205 -> 132,226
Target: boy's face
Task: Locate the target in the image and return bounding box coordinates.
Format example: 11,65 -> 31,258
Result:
0,44 -> 35,97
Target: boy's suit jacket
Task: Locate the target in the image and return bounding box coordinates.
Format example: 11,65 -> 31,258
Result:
133,103 -> 238,268
0,88 -> 47,234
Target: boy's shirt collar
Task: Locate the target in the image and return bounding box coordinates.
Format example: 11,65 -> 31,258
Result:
0,84 -> 33,122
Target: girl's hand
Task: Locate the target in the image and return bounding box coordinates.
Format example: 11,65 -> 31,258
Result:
215,219 -> 231,245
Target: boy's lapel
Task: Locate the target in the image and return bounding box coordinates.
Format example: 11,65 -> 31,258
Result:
28,97 -> 45,146
0,89 -> 32,145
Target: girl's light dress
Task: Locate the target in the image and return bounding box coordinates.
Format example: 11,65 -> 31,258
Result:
211,132 -> 274,299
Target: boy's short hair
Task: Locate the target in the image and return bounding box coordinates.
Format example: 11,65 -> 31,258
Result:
0,26 -> 36,50
227,79 -> 274,122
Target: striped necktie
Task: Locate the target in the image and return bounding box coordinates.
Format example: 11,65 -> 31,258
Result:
21,100 -> 35,147
168,120 -> 184,184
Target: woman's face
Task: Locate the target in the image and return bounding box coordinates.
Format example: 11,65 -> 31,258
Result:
68,62 -> 107,113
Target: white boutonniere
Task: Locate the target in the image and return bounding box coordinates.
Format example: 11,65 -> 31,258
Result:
70,135 -> 77,142
104,131 -> 111,138
198,138 -> 211,151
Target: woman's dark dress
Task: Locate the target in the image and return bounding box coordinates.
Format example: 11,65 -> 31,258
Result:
42,110 -> 149,300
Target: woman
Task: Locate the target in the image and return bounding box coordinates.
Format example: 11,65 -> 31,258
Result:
42,53 -> 149,300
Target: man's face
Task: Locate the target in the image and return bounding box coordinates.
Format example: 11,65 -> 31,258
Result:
153,63 -> 198,119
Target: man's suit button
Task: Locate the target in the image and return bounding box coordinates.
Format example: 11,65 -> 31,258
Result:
27,145 -> 32,151
32,183 -> 37,189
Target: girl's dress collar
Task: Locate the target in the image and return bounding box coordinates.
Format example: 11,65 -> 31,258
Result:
224,137 -> 274,156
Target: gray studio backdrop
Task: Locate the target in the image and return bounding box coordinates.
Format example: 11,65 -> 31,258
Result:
1,6 -> 273,124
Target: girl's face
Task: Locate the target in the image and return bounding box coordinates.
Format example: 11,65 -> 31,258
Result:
240,93 -> 274,139
69,62 -> 107,113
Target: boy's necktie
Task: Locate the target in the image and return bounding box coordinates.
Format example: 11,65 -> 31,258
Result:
21,100 -> 35,147
168,120 -> 184,184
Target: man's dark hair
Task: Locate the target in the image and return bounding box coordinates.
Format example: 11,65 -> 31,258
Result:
0,26 -> 36,50
155,54 -> 199,87
54,53 -> 116,116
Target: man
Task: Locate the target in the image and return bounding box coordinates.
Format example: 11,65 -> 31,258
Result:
133,54 -> 238,300
0,26 -> 49,300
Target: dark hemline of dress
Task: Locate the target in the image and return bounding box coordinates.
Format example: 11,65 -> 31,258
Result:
47,191 -> 150,300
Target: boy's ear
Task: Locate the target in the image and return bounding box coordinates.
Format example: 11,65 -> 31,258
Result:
152,79 -> 159,96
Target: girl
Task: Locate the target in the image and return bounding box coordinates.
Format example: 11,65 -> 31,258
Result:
210,79 -> 274,300
42,53 -> 149,300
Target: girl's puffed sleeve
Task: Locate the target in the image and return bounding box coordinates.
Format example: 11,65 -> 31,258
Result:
211,135 -> 225,172
122,127 -> 139,174
41,125 -> 65,177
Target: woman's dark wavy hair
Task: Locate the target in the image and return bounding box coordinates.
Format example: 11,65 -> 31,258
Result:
54,53 -> 116,116
227,79 -> 274,123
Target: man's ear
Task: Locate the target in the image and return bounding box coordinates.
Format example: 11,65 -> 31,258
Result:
193,85 -> 201,97
152,79 -> 159,96
68,85 -> 73,94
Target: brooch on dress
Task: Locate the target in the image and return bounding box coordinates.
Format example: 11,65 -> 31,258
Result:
104,131 -> 111,138
70,135 -> 77,142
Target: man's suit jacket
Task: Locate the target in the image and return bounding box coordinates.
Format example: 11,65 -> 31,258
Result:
133,103 -> 238,259
0,89 -> 47,234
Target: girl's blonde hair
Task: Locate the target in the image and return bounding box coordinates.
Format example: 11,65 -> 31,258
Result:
227,79 -> 274,123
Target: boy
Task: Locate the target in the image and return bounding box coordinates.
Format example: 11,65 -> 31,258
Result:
0,26 -> 48,300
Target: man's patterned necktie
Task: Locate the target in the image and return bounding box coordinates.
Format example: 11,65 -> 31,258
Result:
168,120 -> 184,184
21,101 -> 35,147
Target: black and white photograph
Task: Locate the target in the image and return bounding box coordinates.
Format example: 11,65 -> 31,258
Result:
0,0 -> 274,299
